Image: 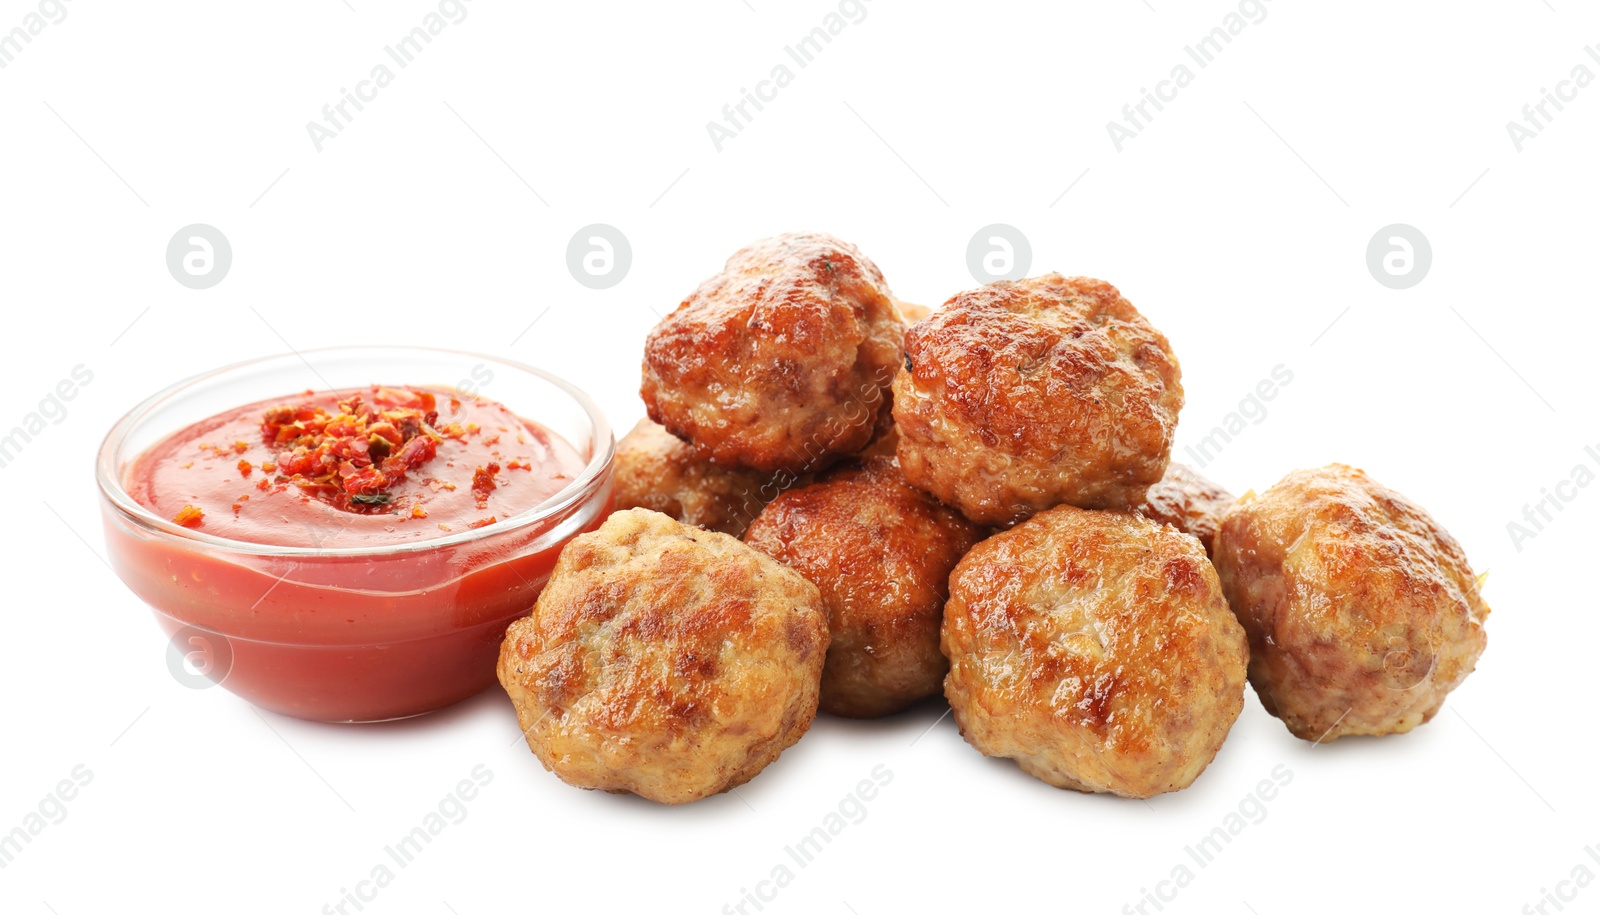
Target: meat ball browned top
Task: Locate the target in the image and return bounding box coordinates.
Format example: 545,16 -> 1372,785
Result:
1135,462 -> 1235,556
642,233 -> 906,474
942,505 -> 1248,798
613,418 -> 804,538
497,508 -> 828,805
743,456 -> 987,718
1212,464 -> 1490,742
893,274 -> 1183,527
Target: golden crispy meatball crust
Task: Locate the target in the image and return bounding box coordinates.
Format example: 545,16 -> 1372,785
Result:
893,274 -> 1183,526
497,509 -> 828,804
613,419 -> 806,538
642,233 -> 906,474
943,506 -> 1247,798
1212,464 -> 1490,742
1136,462 -> 1235,556
743,457 -> 986,718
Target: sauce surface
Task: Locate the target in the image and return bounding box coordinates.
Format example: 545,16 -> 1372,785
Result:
127,385 -> 586,548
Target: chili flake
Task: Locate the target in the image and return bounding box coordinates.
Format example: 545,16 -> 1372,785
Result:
471,463 -> 500,509
174,505 -> 205,528
260,390 -> 445,514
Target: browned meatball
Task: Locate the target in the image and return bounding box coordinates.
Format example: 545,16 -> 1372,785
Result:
893,274 -> 1183,526
497,509 -> 828,804
1212,464 -> 1490,742
642,233 -> 905,474
1135,462 -> 1235,556
743,457 -> 986,718
612,419 -> 805,538
943,506 -> 1247,798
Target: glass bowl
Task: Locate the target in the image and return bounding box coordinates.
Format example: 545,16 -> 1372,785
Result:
96,346 -> 614,722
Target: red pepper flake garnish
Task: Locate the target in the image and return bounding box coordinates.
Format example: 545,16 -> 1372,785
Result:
471,463 -> 499,509
256,478 -> 271,491
237,459 -> 253,478
261,461 -> 276,473
181,461 -> 194,470
174,505 -> 205,528
259,391 -> 444,515
410,505 -> 428,520
233,440 -> 249,454
467,516 -> 498,530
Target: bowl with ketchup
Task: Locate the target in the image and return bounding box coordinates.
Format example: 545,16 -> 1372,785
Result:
96,347 -> 614,722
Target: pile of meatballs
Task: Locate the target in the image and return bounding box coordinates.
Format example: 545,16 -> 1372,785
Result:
496,233 -> 1491,804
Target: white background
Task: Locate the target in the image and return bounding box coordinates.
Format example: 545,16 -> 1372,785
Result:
2,1 -> 1595,913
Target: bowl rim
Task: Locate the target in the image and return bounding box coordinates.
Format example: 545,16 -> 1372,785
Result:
95,344 -> 614,558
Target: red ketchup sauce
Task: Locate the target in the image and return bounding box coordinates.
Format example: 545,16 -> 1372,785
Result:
108,385 -> 603,721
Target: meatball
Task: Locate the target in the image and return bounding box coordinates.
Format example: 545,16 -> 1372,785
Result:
497,509 -> 828,804
612,419 -> 805,538
743,456 -> 986,718
642,233 -> 906,474
1135,462 -> 1235,556
942,505 -> 1247,798
1212,464 -> 1490,742
893,274 -> 1183,526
